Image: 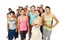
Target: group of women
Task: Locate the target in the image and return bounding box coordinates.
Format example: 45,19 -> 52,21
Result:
7,5 -> 59,40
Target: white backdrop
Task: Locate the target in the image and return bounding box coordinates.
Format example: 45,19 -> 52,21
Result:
0,0 -> 60,40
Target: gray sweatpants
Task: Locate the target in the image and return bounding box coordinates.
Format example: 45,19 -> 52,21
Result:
43,28 -> 52,40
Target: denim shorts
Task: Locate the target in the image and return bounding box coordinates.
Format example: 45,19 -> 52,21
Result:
8,29 -> 18,40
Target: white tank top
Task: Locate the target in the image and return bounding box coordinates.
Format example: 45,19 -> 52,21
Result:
8,18 -> 16,30
34,17 -> 41,26
34,18 -> 40,24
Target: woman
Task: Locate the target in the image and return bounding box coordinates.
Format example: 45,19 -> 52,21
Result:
7,8 -> 12,20
17,9 -> 29,40
24,7 -> 29,16
30,10 -> 42,40
29,5 -> 36,40
7,11 -> 18,40
37,6 -> 45,39
42,6 -> 59,40
16,9 -> 20,18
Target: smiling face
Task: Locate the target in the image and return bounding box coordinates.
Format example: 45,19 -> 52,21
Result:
45,8 -> 50,13
31,6 -> 35,12
10,13 -> 15,17
45,6 -> 51,14
10,11 -> 15,17
8,8 -> 12,12
35,10 -> 40,16
20,9 -> 25,15
24,8 -> 27,12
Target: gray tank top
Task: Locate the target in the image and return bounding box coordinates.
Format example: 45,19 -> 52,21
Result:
8,18 -> 16,30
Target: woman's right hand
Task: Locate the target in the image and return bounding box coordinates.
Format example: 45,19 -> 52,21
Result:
48,25 -> 52,28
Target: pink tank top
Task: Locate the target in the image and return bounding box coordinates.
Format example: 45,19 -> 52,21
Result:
20,17 -> 27,31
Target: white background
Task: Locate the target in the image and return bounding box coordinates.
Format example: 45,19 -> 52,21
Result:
0,0 -> 60,40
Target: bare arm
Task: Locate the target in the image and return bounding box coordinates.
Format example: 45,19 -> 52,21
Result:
17,17 -> 20,34
15,13 -> 18,17
27,16 -> 30,33
52,14 -> 59,27
32,20 -> 35,26
7,22 -> 9,31
15,18 -> 18,32
7,16 -> 9,31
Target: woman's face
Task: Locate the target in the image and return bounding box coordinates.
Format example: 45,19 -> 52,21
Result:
10,13 -> 14,17
40,8 -> 43,13
24,8 -> 27,12
9,10 -> 12,12
20,10 -> 25,15
45,8 -> 50,13
35,11 -> 40,16
31,7 -> 35,11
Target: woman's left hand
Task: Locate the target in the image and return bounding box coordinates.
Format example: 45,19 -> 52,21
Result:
15,29 -> 17,32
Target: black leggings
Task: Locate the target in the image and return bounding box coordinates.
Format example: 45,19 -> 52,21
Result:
29,25 -> 32,39
40,25 -> 43,33
20,31 -> 27,40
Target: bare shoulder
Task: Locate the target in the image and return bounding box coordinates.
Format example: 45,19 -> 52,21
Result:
51,13 -> 55,17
